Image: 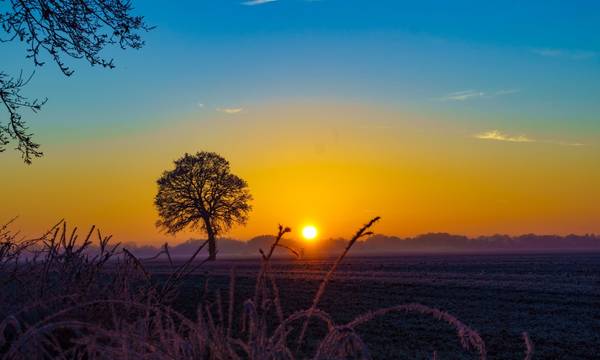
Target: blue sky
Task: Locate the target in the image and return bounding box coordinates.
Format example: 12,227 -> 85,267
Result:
3,0 -> 599,142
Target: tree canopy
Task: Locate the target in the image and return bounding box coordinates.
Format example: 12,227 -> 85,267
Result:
155,152 -> 253,260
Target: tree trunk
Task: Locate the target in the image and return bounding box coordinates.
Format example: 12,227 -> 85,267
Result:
205,221 -> 217,261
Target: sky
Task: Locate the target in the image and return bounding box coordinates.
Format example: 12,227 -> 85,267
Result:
1,0 -> 599,244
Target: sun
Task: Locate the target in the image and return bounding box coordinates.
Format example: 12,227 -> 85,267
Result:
301,225 -> 318,241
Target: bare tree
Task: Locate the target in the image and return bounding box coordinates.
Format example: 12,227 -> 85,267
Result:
1,0 -> 151,163
155,152 -> 252,260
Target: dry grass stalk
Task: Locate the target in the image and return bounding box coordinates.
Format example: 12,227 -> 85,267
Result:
0,217 -> 535,359
296,216 -> 380,349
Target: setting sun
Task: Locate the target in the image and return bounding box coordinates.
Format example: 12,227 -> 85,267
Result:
301,225 -> 318,241
0,1 -> 597,357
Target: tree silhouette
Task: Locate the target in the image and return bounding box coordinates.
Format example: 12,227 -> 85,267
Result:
155,152 -> 252,260
1,0 -> 150,163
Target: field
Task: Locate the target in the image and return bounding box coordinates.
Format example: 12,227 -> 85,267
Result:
152,252 -> 600,359
2,219 -> 599,359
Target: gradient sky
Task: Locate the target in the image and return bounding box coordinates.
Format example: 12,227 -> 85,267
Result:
2,0 -> 599,244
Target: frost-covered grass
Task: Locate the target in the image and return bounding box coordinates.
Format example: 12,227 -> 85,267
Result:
0,217 -> 534,359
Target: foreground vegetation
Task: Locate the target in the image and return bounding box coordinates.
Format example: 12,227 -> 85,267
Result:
0,217 -> 533,359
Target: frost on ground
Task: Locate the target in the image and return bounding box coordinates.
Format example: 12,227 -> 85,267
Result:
1,217 -> 581,359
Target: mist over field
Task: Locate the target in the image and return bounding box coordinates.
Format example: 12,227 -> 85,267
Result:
124,233 -> 600,258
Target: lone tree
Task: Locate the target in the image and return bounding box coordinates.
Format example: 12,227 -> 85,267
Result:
1,0 -> 150,163
155,152 -> 252,260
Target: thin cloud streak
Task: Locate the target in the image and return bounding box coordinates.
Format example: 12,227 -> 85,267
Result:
475,130 -> 534,143
547,140 -> 585,147
532,48 -> 597,60
217,107 -> 244,114
440,90 -> 485,101
475,130 -> 584,146
242,0 -> 278,5
439,89 -> 519,102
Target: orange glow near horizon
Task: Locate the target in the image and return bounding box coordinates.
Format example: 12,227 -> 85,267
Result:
1,102 -> 599,245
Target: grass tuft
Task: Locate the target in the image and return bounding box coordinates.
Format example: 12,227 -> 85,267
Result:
0,217 -> 534,359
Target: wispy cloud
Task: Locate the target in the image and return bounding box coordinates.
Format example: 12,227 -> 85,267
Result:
532,48 -> 597,60
474,130 -> 584,146
475,130 -> 534,143
217,107 -> 243,114
242,0 -> 277,5
550,140 -> 585,147
439,89 -> 519,102
440,90 -> 485,101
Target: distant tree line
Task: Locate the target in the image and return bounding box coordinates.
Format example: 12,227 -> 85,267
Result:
122,233 -> 600,258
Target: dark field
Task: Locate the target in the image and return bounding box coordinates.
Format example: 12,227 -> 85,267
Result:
150,252 -> 600,359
